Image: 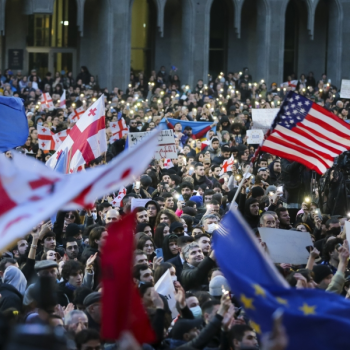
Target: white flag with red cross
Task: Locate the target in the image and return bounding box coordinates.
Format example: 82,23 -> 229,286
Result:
280,80 -> 298,90
109,187 -> 126,207
0,130 -> 160,251
219,155 -> 234,176
40,92 -> 54,110
163,159 -> 174,169
55,128 -> 70,143
109,113 -> 128,143
46,96 -> 107,173
37,125 -> 62,151
68,106 -> 85,123
59,90 -> 66,108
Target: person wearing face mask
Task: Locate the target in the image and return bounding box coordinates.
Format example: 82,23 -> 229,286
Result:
202,215 -> 219,235
184,292 -> 202,319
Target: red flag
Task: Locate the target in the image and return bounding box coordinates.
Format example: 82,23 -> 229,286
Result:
101,213 -> 156,343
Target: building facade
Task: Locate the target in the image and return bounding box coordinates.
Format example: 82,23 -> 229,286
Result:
0,0 -> 349,90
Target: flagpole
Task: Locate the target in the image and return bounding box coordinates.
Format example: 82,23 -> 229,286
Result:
231,165 -> 251,205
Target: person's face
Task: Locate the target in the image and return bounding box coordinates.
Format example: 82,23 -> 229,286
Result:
249,203 -> 260,216
181,187 -> 192,201
211,204 -> 220,215
213,167 -> 221,177
259,161 -> 268,168
192,228 -> 203,237
46,250 -> 57,261
65,211 -> 76,224
68,270 -> 83,287
143,240 -> 154,256
279,210 -> 290,225
68,313 -> 88,333
198,236 -> 211,254
175,123 -> 182,132
164,197 -> 174,209
160,214 -> 170,225
39,267 -> 58,280
96,231 -> 108,249
163,225 -> 170,236
169,241 -> 179,255
273,162 -> 281,173
135,254 -> 148,265
17,240 -> 28,256
195,166 -> 205,177
143,226 -> 153,236
44,236 -> 56,251
105,210 -> 119,223
222,151 -> 230,158
66,242 -> 79,259
130,121 -> 137,128
212,141 -> 219,150
158,201 -> 165,210
136,210 -> 149,223
258,170 -> 268,180
140,268 -> 154,283
235,331 -> 258,349
162,175 -> 170,183
186,296 -> 200,309
187,247 -> 204,266
204,195 -> 212,203
296,225 -> 307,232
196,140 -> 201,149
261,214 -> 276,228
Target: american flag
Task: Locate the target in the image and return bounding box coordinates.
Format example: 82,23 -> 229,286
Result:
259,91 -> 350,174
110,112 -> 128,143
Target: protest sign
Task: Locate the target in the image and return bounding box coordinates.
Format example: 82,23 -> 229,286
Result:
131,198 -> 152,211
247,130 -> 264,144
252,108 -> 278,133
340,79 -> 350,99
154,269 -> 177,318
128,130 -> 176,159
258,228 -> 313,264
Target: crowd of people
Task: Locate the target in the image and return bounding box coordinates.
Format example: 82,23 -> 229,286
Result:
0,64 -> 350,350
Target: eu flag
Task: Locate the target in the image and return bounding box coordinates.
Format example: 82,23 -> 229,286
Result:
213,209 -> 350,349
0,96 -> 28,152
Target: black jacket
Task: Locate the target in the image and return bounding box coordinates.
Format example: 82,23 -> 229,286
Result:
57,281 -> 74,307
181,257 -> 216,291
81,246 -> 100,289
0,284 -> 23,312
192,174 -> 213,190
167,255 -> 184,282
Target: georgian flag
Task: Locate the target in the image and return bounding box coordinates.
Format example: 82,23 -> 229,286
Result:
40,92 -> 54,110
56,128 -> 70,143
280,80 -> 298,91
219,155 -> 234,176
37,125 -> 62,151
109,112 -> 128,143
163,159 -> 174,169
68,106 -> 85,123
109,187 -> 127,207
59,90 -> 66,108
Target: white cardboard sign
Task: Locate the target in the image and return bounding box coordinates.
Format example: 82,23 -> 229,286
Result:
252,108 -> 279,133
128,130 -> 177,160
131,198 -> 151,211
247,130 -> 264,144
154,269 -> 177,318
258,228 -> 313,264
340,79 -> 350,99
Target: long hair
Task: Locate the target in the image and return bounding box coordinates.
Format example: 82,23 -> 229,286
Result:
155,209 -> 180,227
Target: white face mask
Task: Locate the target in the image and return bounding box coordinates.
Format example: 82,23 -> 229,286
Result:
171,275 -> 177,282
92,212 -> 97,221
207,223 -> 217,233
190,305 -> 202,319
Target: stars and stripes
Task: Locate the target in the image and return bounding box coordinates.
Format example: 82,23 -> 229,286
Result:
109,112 -> 128,143
260,91 -> 350,174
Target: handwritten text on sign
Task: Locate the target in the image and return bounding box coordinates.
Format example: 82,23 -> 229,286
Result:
128,130 -> 177,159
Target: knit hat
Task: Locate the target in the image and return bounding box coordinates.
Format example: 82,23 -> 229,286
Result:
221,144 -> 231,152
83,292 -> 101,307
251,186 -> 265,198
209,275 -> 231,297
312,265 -> 333,284
189,196 -> 203,208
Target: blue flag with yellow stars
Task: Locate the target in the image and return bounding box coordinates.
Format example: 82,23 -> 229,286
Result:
213,209 -> 350,349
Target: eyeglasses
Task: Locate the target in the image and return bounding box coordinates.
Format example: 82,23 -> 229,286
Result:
65,214 -> 75,219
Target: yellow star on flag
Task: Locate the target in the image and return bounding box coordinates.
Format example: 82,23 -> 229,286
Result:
250,320 -> 261,334
240,294 -> 255,310
276,297 -> 288,306
253,284 -> 266,298
299,303 -> 316,315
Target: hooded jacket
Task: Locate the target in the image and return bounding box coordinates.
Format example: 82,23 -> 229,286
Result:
204,137 -> 221,160
243,197 -> 260,229
219,115 -> 231,132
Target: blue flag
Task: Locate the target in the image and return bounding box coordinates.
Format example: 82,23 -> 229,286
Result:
213,209 -> 350,349
54,148 -> 68,174
0,96 -> 28,152
158,118 -> 216,136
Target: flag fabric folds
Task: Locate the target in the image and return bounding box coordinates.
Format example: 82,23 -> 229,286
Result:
213,208 -> 350,350
219,155 -> 234,176
259,91 -> 350,174
40,92 -> 54,110
0,96 -> 28,153
0,131 -> 160,252
68,106 -> 85,123
109,112 -> 128,143
46,95 -> 107,173
59,90 -> 66,108
101,214 -> 155,342
158,118 -> 216,136
37,125 -> 62,151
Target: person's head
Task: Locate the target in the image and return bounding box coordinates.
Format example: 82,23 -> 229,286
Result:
260,212 -> 276,228
135,207 -> 149,223
135,223 -> 153,237
211,137 -> 220,150
230,325 -> 258,349
35,260 -> 59,279
171,318 -> 201,342
137,235 -> 155,257
133,264 -> 154,284
211,165 -> 221,178
326,217 -> 341,231
250,186 -> 265,201
323,238 -> 343,263
195,234 -> 211,255
122,193 -> 138,213
65,310 -> 88,334
89,226 -> 108,250
182,242 -> 204,267
154,262 -> 177,284
61,260 -> 84,287
276,207 -> 290,226
145,200 -> 160,218
16,239 -> 28,257
41,231 -> 56,252
258,157 -> 268,168
64,238 -> 79,260
83,292 -> 101,324
97,202 -> 112,223
201,300 -> 220,325
75,328 -> 101,350
181,182 -> 194,201
204,190 -> 215,203
134,249 -> 148,266
273,160 -> 281,173
162,193 -> 175,210
105,208 -> 120,224
155,209 -> 179,227
202,214 -> 218,233
312,265 -> 333,290
194,163 -> 205,177
257,167 -> 268,180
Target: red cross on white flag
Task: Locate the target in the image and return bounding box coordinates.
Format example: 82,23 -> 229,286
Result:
40,93 -> 54,110
219,155 -> 234,176
68,106 -> 85,123
59,90 -> 66,108
46,96 -> 107,173
280,80 -> 298,90
109,117 -> 128,143
37,125 -> 62,151
109,187 -> 127,207
56,129 -> 70,143
163,159 -> 174,169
